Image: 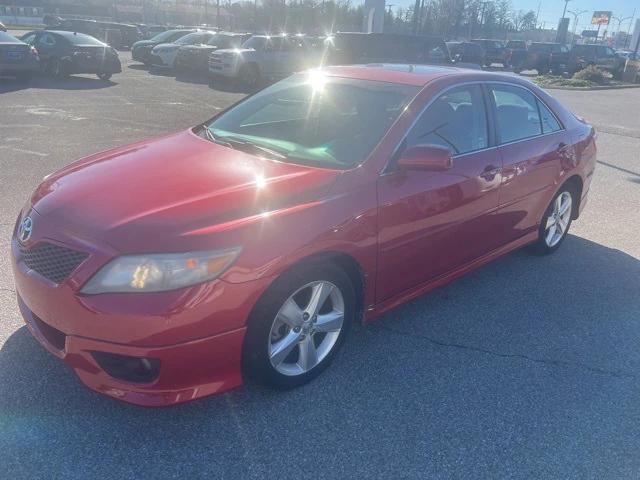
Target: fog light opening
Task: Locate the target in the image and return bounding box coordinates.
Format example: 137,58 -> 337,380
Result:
91,351 -> 160,384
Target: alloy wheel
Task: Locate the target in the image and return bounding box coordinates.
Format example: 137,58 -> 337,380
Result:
268,281 -> 344,376
544,191 -> 572,248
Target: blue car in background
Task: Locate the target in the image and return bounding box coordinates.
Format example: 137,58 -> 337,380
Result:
0,31 -> 40,82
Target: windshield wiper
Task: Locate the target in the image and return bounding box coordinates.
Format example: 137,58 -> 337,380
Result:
232,140 -> 287,160
203,127 -> 287,160
202,125 -> 233,148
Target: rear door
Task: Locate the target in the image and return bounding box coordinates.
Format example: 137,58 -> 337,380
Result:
35,32 -> 59,63
489,83 -> 567,242
376,83 -> 502,301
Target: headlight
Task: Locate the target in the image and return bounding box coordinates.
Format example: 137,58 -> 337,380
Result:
81,248 -> 241,294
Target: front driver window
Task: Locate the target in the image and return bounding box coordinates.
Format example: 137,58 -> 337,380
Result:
406,84 -> 488,155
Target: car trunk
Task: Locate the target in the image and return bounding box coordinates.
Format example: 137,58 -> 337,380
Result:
0,43 -> 31,63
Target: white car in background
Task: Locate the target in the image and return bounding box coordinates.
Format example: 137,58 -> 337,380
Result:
209,35 -> 321,87
150,31 -> 215,68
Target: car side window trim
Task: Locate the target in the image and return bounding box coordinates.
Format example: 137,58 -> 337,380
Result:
383,80 -> 497,174
487,82 -> 565,147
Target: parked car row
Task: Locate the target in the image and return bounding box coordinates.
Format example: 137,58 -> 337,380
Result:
510,42 -> 626,78
43,16 -> 142,50
0,29 -> 122,81
131,31 -> 457,87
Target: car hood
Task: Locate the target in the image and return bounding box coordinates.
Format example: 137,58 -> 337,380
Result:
132,40 -> 155,48
215,48 -> 255,56
180,44 -> 213,50
153,42 -> 180,50
30,130 -> 340,252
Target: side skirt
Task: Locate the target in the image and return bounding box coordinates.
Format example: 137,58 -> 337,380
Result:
364,231 -> 539,323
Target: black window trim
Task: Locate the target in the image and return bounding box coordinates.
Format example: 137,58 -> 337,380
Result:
383,79 -> 566,175
487,81 -> 565,147
380,80 -> 498,175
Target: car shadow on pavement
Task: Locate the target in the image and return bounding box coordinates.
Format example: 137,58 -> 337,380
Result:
0,75 -> 116,93
1,235 -> 640,477
175,71 -> 210,86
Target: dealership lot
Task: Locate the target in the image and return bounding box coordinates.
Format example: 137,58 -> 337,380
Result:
1,52 -> 640,479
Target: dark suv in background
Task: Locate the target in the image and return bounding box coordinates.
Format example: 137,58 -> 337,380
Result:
175,32 -> 250,73
131,29 -> 195,65
44,18 -> 141,49
569,44 -> 626,78
446,41 -> 485,66
470,39 -> 510,67
326,33 -> 451,66
513,42 -> 569,75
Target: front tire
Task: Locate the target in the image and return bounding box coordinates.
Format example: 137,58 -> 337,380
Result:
242,263 -> 355,389
97,72 -> 112,81
239,63 -> 259,88
530,186 -> 575,254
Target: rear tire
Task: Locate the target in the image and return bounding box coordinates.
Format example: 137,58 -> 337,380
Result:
537,65 -> 550,75
242,263 -> 355,389
97,72 -> 112,81
48,59 -> 67,79
530,185 -> 576,255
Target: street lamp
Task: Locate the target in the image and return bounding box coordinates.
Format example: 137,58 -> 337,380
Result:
612,15 -> 634,43
561,0 -> 571,19
567,9 -> 587,43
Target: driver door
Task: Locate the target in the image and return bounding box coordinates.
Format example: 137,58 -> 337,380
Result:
376,84 -> 502,301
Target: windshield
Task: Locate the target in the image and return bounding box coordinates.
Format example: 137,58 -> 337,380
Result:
205,73 -> 419,169
242,36 -> 267,50
0,31 -> 21,43
65,33 -> 106,46
175,32 -> 202,45
150,29 -> 184,43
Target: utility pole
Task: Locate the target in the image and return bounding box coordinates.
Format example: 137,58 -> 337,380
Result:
479,1 -> 490,37
216,0 -> 220,29
626,9 -> 636,48
561,0 -> 571,20
612,15 -> 633,48
568,9 -> 587,44
411,0 -> 421,34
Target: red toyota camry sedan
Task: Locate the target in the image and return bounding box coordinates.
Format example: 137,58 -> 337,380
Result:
11,65 -> 596,406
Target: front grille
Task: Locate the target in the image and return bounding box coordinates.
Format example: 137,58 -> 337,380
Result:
20,242 -> 88,284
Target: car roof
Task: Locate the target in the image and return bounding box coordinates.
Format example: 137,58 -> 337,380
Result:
320,64 -> 514,86
0,31 -> 23,44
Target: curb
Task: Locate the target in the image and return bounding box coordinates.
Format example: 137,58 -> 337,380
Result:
539,84 -> 640,91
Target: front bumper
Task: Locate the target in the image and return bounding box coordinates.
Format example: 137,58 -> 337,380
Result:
18,295 -> 246,406
150,50 -> 178,68
132,46 -> 152,63
11,228 -> 272,406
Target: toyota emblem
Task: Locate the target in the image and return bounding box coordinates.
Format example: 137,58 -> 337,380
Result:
18,216 -> 33,243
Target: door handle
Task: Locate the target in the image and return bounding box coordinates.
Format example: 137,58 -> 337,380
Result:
480,165 -> 500,181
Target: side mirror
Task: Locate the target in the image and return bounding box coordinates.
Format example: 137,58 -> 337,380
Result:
398,144 -> 453,172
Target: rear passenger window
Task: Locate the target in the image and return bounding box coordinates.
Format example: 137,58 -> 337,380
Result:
407,85 -> 488,155
537,99 -> 561,133
491,84 -> 541,143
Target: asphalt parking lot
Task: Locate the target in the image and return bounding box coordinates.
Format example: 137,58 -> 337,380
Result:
1,51 -> 640,479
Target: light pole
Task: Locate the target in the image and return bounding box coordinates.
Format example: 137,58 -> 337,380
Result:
568,9 -> 587,43
625,9 -> 636,48
561,0 -> 571,20
612,15 -> 633,46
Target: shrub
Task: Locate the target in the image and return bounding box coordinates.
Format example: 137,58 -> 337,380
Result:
572,65 -> 607,84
